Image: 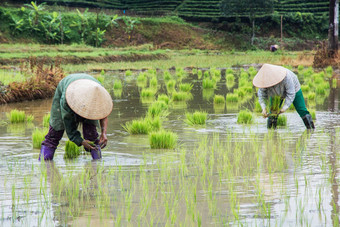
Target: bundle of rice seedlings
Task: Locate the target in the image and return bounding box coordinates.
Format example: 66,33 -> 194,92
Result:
147,101 -> 169,118
179,83 -> 193,92
163,70 -> 172,80
32,128 -> 48,149
42,113 -> 50,127
7,109 -> 26,123
237,110 -> 253,124
185,111 -> 208,125
125,70 -> 132,76
214,95 -> 225,104
277,115 -> 287,126
149,130 -> 177,149
64,140 -> 81,159
226,94 -> 239,102
172,91 -> 192,101
113,80 -> 123,89
157,94 -> 170,104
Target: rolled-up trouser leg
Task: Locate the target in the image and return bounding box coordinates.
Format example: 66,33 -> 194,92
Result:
39,126 -> 64,160
83,122 -> 101,159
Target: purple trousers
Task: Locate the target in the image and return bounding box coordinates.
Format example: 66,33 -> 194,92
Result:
42,122 -> 99,149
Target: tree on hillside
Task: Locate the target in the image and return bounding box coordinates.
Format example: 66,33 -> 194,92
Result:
328,0 -> 338,57
221,0 -> 274,45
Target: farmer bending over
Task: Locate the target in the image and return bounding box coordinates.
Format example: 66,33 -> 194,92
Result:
39,73 -> 113,161
253,64 -> 315,129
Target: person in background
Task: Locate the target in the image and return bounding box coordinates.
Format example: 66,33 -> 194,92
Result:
270,44 -> 279,52
253,63 -> 315,129
39,73 -> 113,161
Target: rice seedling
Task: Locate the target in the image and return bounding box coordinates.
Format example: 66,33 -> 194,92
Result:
42,113 -> 50,127
214,95 -> 225,104
163,70 -> 172,80
166,80 -> 176,91
141,88 -> 157,98
150,77 -> 158,88
270,96 -> 283,115
123,117 -> 161,134
203,70 -> 210,79
202,89 -> 215,101
7,109 -> 26,123
308,92 -> 315,100
185,111 -> 208,125
254,100 -> 262,113
226,93 -> 239,102
32,128 -> 48,149
238,77 -> 252,87
332,78 -> 337,88
237,110 -> 253,124
137,72 -> 147,82
315,85 -> 325,95
114,89 -> 123,98
125,70 -> 132,76
226,74 -> 235,83
301,85 -> 310,93
96,75 -> 105,84
26,114 -> 34,123
226,68 -> 234,74
64,140 -> 81,159
113,80 -> 123,90
277,115 -> 287,126
202,78 -> 215,89
310,110 -> 316,120
179,83 -> 193,92
158,94 -> 170,104
172,91 -> 192,101
248,66 -> 257,78
197,70 -> 203,79
235,89 -> 245,98
147,101 -> 169,118
149,130 -> 177,149
192,68 -> 198,74
325,65 -> 333,78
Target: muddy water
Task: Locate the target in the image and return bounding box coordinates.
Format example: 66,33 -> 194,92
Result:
0,71 -> 340,226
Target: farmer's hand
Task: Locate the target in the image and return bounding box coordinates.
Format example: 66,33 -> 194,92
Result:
99,133 -> 108,149
279,109 -> 286,115
82,140 -> 97,151
262,109 -> 268,118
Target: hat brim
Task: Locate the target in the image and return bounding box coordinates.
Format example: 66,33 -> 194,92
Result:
66,79 -> 113,120
253,64 -> 287,88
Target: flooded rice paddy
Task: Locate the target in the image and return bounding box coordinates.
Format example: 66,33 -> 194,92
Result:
0,68 -> 340,226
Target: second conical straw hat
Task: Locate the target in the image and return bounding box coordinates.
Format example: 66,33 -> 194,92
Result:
252,64 -> 287,88
66,79 -> 113,120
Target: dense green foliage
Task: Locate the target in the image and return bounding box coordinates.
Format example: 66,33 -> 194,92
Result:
0,0 -> 329,46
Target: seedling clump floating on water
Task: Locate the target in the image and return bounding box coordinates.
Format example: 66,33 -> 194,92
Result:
123,117 -> 161,134
226,93 -> 239,103
141,88 -> 157,98
202,78 -> 215,89
147,101 -> 169,118
149,130 -> 177,149
125,70 -> 132,76
157,94 -> 170,104
179,83 -> 193,92
172,91 -> 192,101
64,140 -> 81,159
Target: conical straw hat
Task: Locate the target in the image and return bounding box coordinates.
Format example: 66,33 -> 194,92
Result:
252,64 -> 287,88
66,79 -> 113,120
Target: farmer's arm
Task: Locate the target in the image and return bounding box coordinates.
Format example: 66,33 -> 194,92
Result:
99,117 -> 108,148
258,88 -> 268,110
282,76 -> 296,111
